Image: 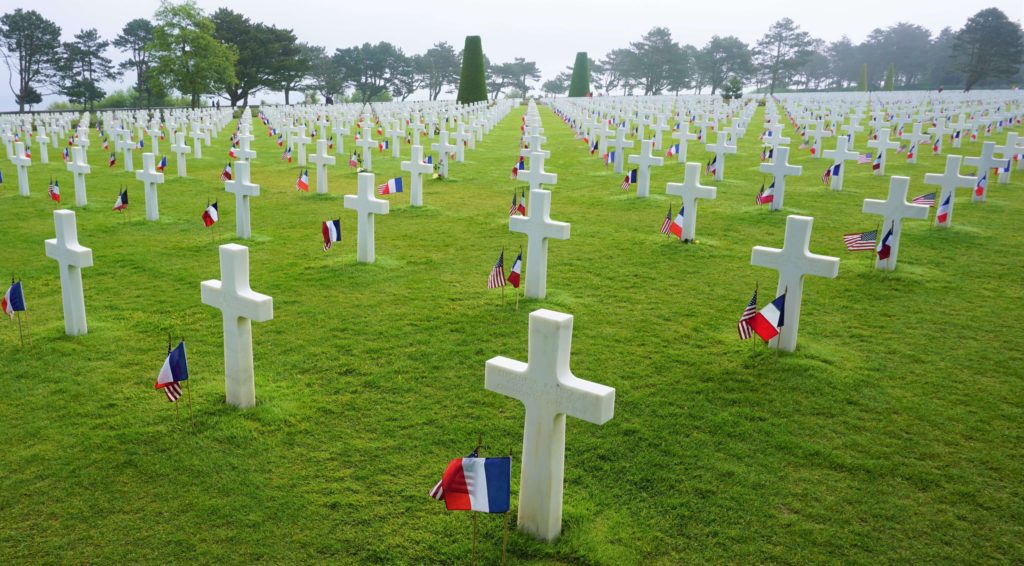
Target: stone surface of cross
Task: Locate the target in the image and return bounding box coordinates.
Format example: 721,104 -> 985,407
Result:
115,130 -> 134,172
66,146 -> 92,207
400,145 -> 433,207
356,123 -> 376,170
517,150 -> 557,191
750,215 -> 840,352
429,130 -> 455,178
344,172 -> 390,263
74,126 -> 91,165
929,121 -> 953,156
135,152 -> 166,221
224,160 -> 260,238
484,308 -> 615,542
11,141 -> 31,197
606,127 -> 635,174
924,155 -> 976,227
758,146 -> 803,210
866,128 -> 900,176
862,176 -> 929,271
627,140 -> 664,198
665,162 -> 716,241
35,129 -> 50,163
190,124 -> 205,159
669,124 -> 697,163
822,135 -> 859,191
170,132 -> 190,177
200,244 -> 274,409
764,124 -> 790,149
386,120 -> 402,158
993,133 -> 1019,184
965,141 -> 1009,201
308,139 -> 336,194
706,132 -> 737,181
293,126 -> 311,166
452,124 -> 471,162
44,210 -> 93,336
509,189 -> 570,299
804,121 -> 832,158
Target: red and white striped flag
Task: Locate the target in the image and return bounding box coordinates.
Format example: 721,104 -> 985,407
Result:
487,251 -> 506,289
737,288 -> 758,340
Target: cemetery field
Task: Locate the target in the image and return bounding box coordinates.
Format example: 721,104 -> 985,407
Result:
1,104 -> 1023,564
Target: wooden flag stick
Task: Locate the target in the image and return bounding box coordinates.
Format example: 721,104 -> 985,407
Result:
472,432 -> 482,566
501,447 -> 513,566
752,282 -> 758,355
15,311 -> 24,347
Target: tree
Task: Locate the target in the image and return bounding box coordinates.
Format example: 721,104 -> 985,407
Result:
568,51 -> 590,96
334,42 -> 409,103
699,35 -> 753,93
56,28 -> 116,110
212,9 -> 302,107
305,44 -> 345,101
272,40 -> 310,105
720,76 -> 743,100
113,19 -> 156,106
953,7 -> 1024,91
0,9 -> 62,111
542,72 -> 570,97
859,63 -> 868,91
884,63 -> 895,90
415,42 -> 460,101
826,36 -> 862,89
149,0 -> 237,108
457,35 -> 487,104
629,27 -> 685,95
755,18 -> 814,94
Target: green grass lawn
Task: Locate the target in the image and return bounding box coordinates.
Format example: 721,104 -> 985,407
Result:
0,102 -> 1021,564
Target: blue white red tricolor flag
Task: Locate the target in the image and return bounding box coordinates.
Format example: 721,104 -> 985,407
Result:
296,170 -> 309,191
936,194 -> 952,223
202,202 -> 219,227
975,173 -> 987,197
377,177 -> 403,195
113,189 -> 128,211
749,293 -> 786,342
221,163 -> 232,181
876,225 -> 894,260
322,219 -> 341,251
2,279 -> 26,319
156,156 -> 167,172
48,179 -> 60,203
668,204 -> 685,239
757,182 -> 775,205
621,168 -> 637,190
155,341 -> 189,402
429,454 -> 511,513
507,250 -> 522,288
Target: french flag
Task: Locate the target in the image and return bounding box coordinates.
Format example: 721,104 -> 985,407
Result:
876,225 -> 894,260
975,173 -> 986,197
936,194 -> 952,224
202,202 -> 219,227
604,150 -> 614,166
377,177 -> 403,195
666,143 -> 679,157
155,341 -> 189,402
507,251 -> 522,288
157,155 -> 167,172
748,293 -> 786,342
296,170 -> 309,191
2,280 -> 26,319
322,219 -> 341,251
432,456 -> 511,513
221,163 -> 233,181
668,205 -> 685,239
757,182 -> 775,205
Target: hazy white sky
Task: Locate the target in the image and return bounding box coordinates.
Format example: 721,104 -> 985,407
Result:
2,0 -> 1020,110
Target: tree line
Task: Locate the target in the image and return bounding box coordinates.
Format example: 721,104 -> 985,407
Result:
1,2 -> 1021,112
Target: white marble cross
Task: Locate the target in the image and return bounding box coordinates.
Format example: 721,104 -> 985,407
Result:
356,123 -> 377,170
66,145 -> 92,207
862,176 -> 930,271
44,210 -> 93,336
170,132 -> 191,177
758,146 -> 802,211
994,133 -> 1019,183
11,141 -> 31,197
484,308 -> 615,542
35,128 -> 50,163
308,139 -> 336,194
190,123 -> 205,159
866,128 -> 900,176
606,127 -> 635,174
900,123 -> 931,164
510,189 -> 570,299
929,121 -> 953,156
665,162 -> 716,241
452,124 -> 471,162
517,150 -> 557,191
924,155 -> 976,227
706,132 -> 737,181
429,130 -> 455,178
115,130 -> 134,172
74,126 -> 91,165
822,135 -> 859,191
135,152 -> 166,221
385,120 -> 403,158
293,126 -> 311,166
804,121 -> 832,158
344,172 -> 390,263
764,124 -> 790,149
235,123 -> 256,161
965,141 -> 1009,201
200,244 -> 274,409
750,215 -> 840,352
627,139 -> 664,198
669,123 -> 697,163
224,160 -> 260,238
400,145 -> 433,207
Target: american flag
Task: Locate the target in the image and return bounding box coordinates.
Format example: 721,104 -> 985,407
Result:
164,382 -> 182,402
737,288 -> 758,340
911,192 -> 936,206
659,204 -> 672,234
843,230 -> 878,251
857,152 -> 874,164
508,192 -> 519,216
487,251 -> 506,289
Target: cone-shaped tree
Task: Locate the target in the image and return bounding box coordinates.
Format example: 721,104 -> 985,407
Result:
884,63 -> 895,91
457,35 -> 487,104
568,52 -> 590,97
859,63 -> 868,92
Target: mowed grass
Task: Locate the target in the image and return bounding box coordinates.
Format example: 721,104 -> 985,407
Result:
0,101 -> 1022,564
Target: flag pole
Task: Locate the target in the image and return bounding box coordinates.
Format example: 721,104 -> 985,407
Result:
501,247 -> 506,308
16,311 -> 24,347
186,337 -> 196,433
501,447 -> 513,566
473,433 -> 482,566
752,282 -> 758,355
